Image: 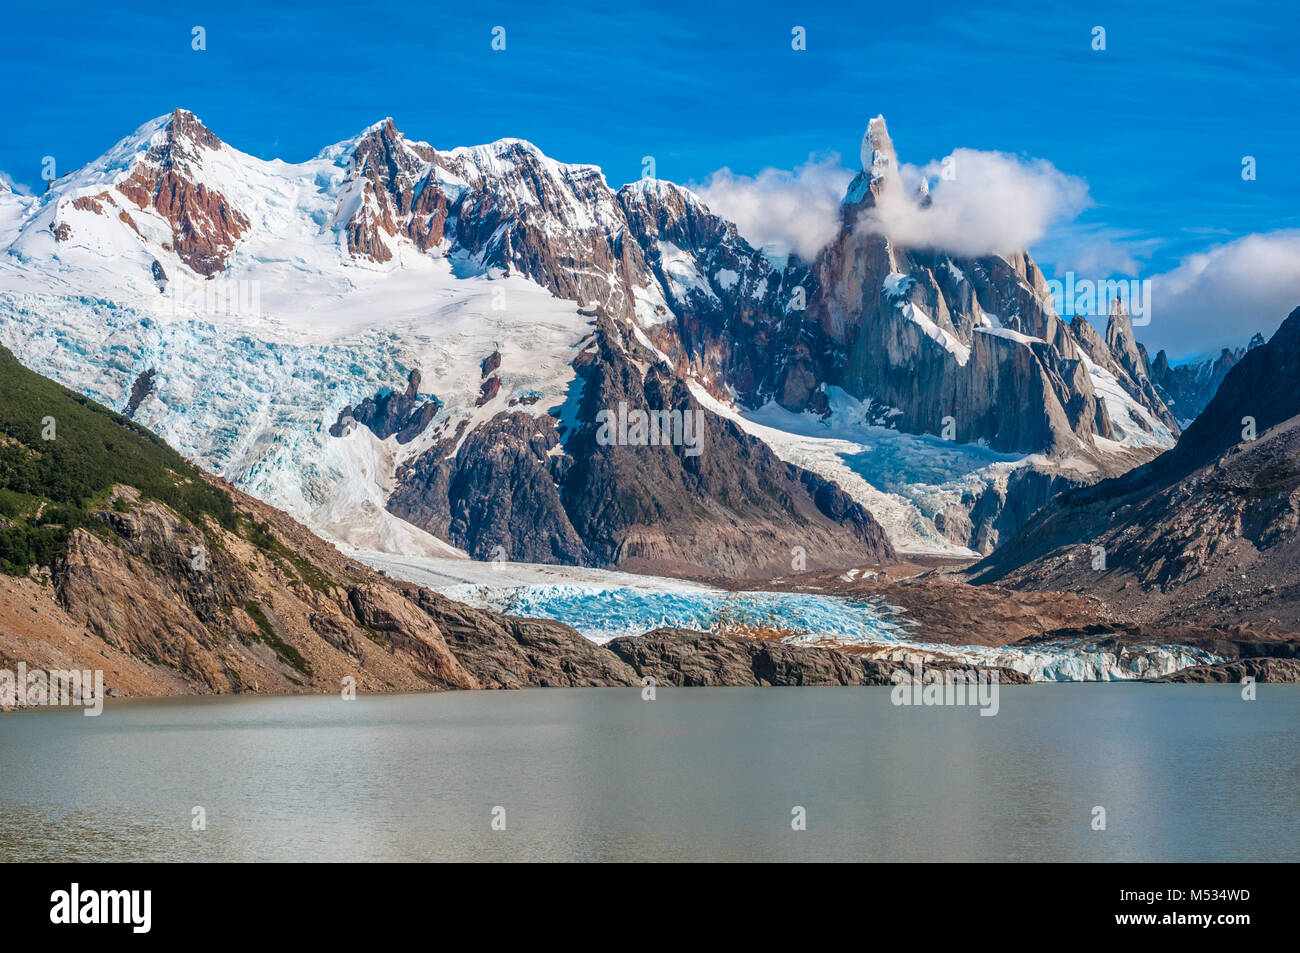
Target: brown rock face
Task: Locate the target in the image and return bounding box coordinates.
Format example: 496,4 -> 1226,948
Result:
606,628 -> 1031,686
346,584 -> 477,689
607,628 -> 899,686
113,109 -> 250,276
42,486 -> 483,697
404,587 -> 639,688
338,118 -> 449,261
1158,657 -> 1300,683
59,522 -> 232,692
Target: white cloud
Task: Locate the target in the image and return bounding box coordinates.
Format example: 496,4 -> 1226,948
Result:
689,138 -> 1299,362
0,170 -> 34,196
693,145 -> 1090,264
860,150 -> 1091,258
690,156 -> 853,261
1142,230 -> 1300,358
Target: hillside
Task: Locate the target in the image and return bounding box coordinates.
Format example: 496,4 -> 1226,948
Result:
0,343 -> 632,697
968,307 -> 1300,634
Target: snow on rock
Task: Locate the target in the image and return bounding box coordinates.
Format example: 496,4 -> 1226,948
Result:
689,381 -> 1032,557
1080,352 -> 1177,450
883,272 -> 971,365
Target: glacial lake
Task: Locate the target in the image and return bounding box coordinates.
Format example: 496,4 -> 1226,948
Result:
1,685 -> 1296,862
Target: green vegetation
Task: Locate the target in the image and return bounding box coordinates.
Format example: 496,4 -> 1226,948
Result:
239,516 -> 333,592
0,345 -> 235,574
243,600 -> 312,676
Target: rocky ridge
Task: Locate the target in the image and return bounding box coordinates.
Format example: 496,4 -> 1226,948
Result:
968,308 -> 1300,633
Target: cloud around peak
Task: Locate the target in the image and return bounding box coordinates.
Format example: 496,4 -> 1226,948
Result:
867,149 -> 1092,258
1141,230 -> 1300,358
690,155 -> 853,261
693,138 -> 1091,263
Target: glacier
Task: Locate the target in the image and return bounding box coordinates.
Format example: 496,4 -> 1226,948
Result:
0,110 -> 1211,684
351,547 -> 1221,682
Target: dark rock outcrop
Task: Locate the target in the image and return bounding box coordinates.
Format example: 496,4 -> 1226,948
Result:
123,367 -> 156,418
1157,657 -> 1300,683
389,411 -> 587,563
330,369 -> 438,444
389,312 -> 897,576
607,628 -> 1030,686
608,628 -> 898,686
405,587 -> 638,688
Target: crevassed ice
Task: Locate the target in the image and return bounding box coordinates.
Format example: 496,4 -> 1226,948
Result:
449,583 -> 908,645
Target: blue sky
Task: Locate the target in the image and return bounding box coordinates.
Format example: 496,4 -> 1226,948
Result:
3,0 -> 1297,356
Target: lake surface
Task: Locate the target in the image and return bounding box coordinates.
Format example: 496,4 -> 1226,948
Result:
2,685 -> 1296,862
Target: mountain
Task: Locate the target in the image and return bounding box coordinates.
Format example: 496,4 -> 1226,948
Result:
1149,333 -> 1266,426
0,109 -> 1179,569
1,344 -> 1001,697
737,119 -> 1176,459
0,341 -> 646,695
968,307 -> 1300,633
387,311 -> 894,575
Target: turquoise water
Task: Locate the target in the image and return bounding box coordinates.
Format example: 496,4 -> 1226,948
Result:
1,685 -> 1295,862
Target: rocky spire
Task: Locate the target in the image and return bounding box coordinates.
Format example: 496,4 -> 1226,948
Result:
1105,294 -> 1150,384
845,115 -> 905,208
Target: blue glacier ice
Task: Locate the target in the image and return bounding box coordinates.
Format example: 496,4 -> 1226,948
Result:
467,584 -> 909,644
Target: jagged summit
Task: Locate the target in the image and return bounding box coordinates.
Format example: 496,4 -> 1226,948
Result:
0,109 -> 1190,564
160,108 -> 222,148
846,114 -> 903,207
970,307 -> 1300,632
862,116 -> 894,175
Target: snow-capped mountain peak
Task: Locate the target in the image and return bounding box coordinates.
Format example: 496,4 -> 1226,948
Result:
846,114 -> 905,208
0,109 -> 1186,566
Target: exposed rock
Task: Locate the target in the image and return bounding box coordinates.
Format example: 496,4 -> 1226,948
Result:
389,312 -> 896,576
607,628 -> 1030,686
476,375 -> 500,406
114,109 -> 250,275
391,411 -> 587,563
404,587 -> 638,688
969,308 -> 1300,633
329,369 -> 438,444
1157,657 -> 1300,683
608,628 -> 896,685
346,584 -> 477,689
1150,333 -> 1266,426
123,367 -> 156,418
316,114 -> 1172,467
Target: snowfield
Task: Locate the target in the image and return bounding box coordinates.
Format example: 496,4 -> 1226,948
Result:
0,112 -> 1201,679
0,115 -> 596,556
690,381 -> 1039,557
